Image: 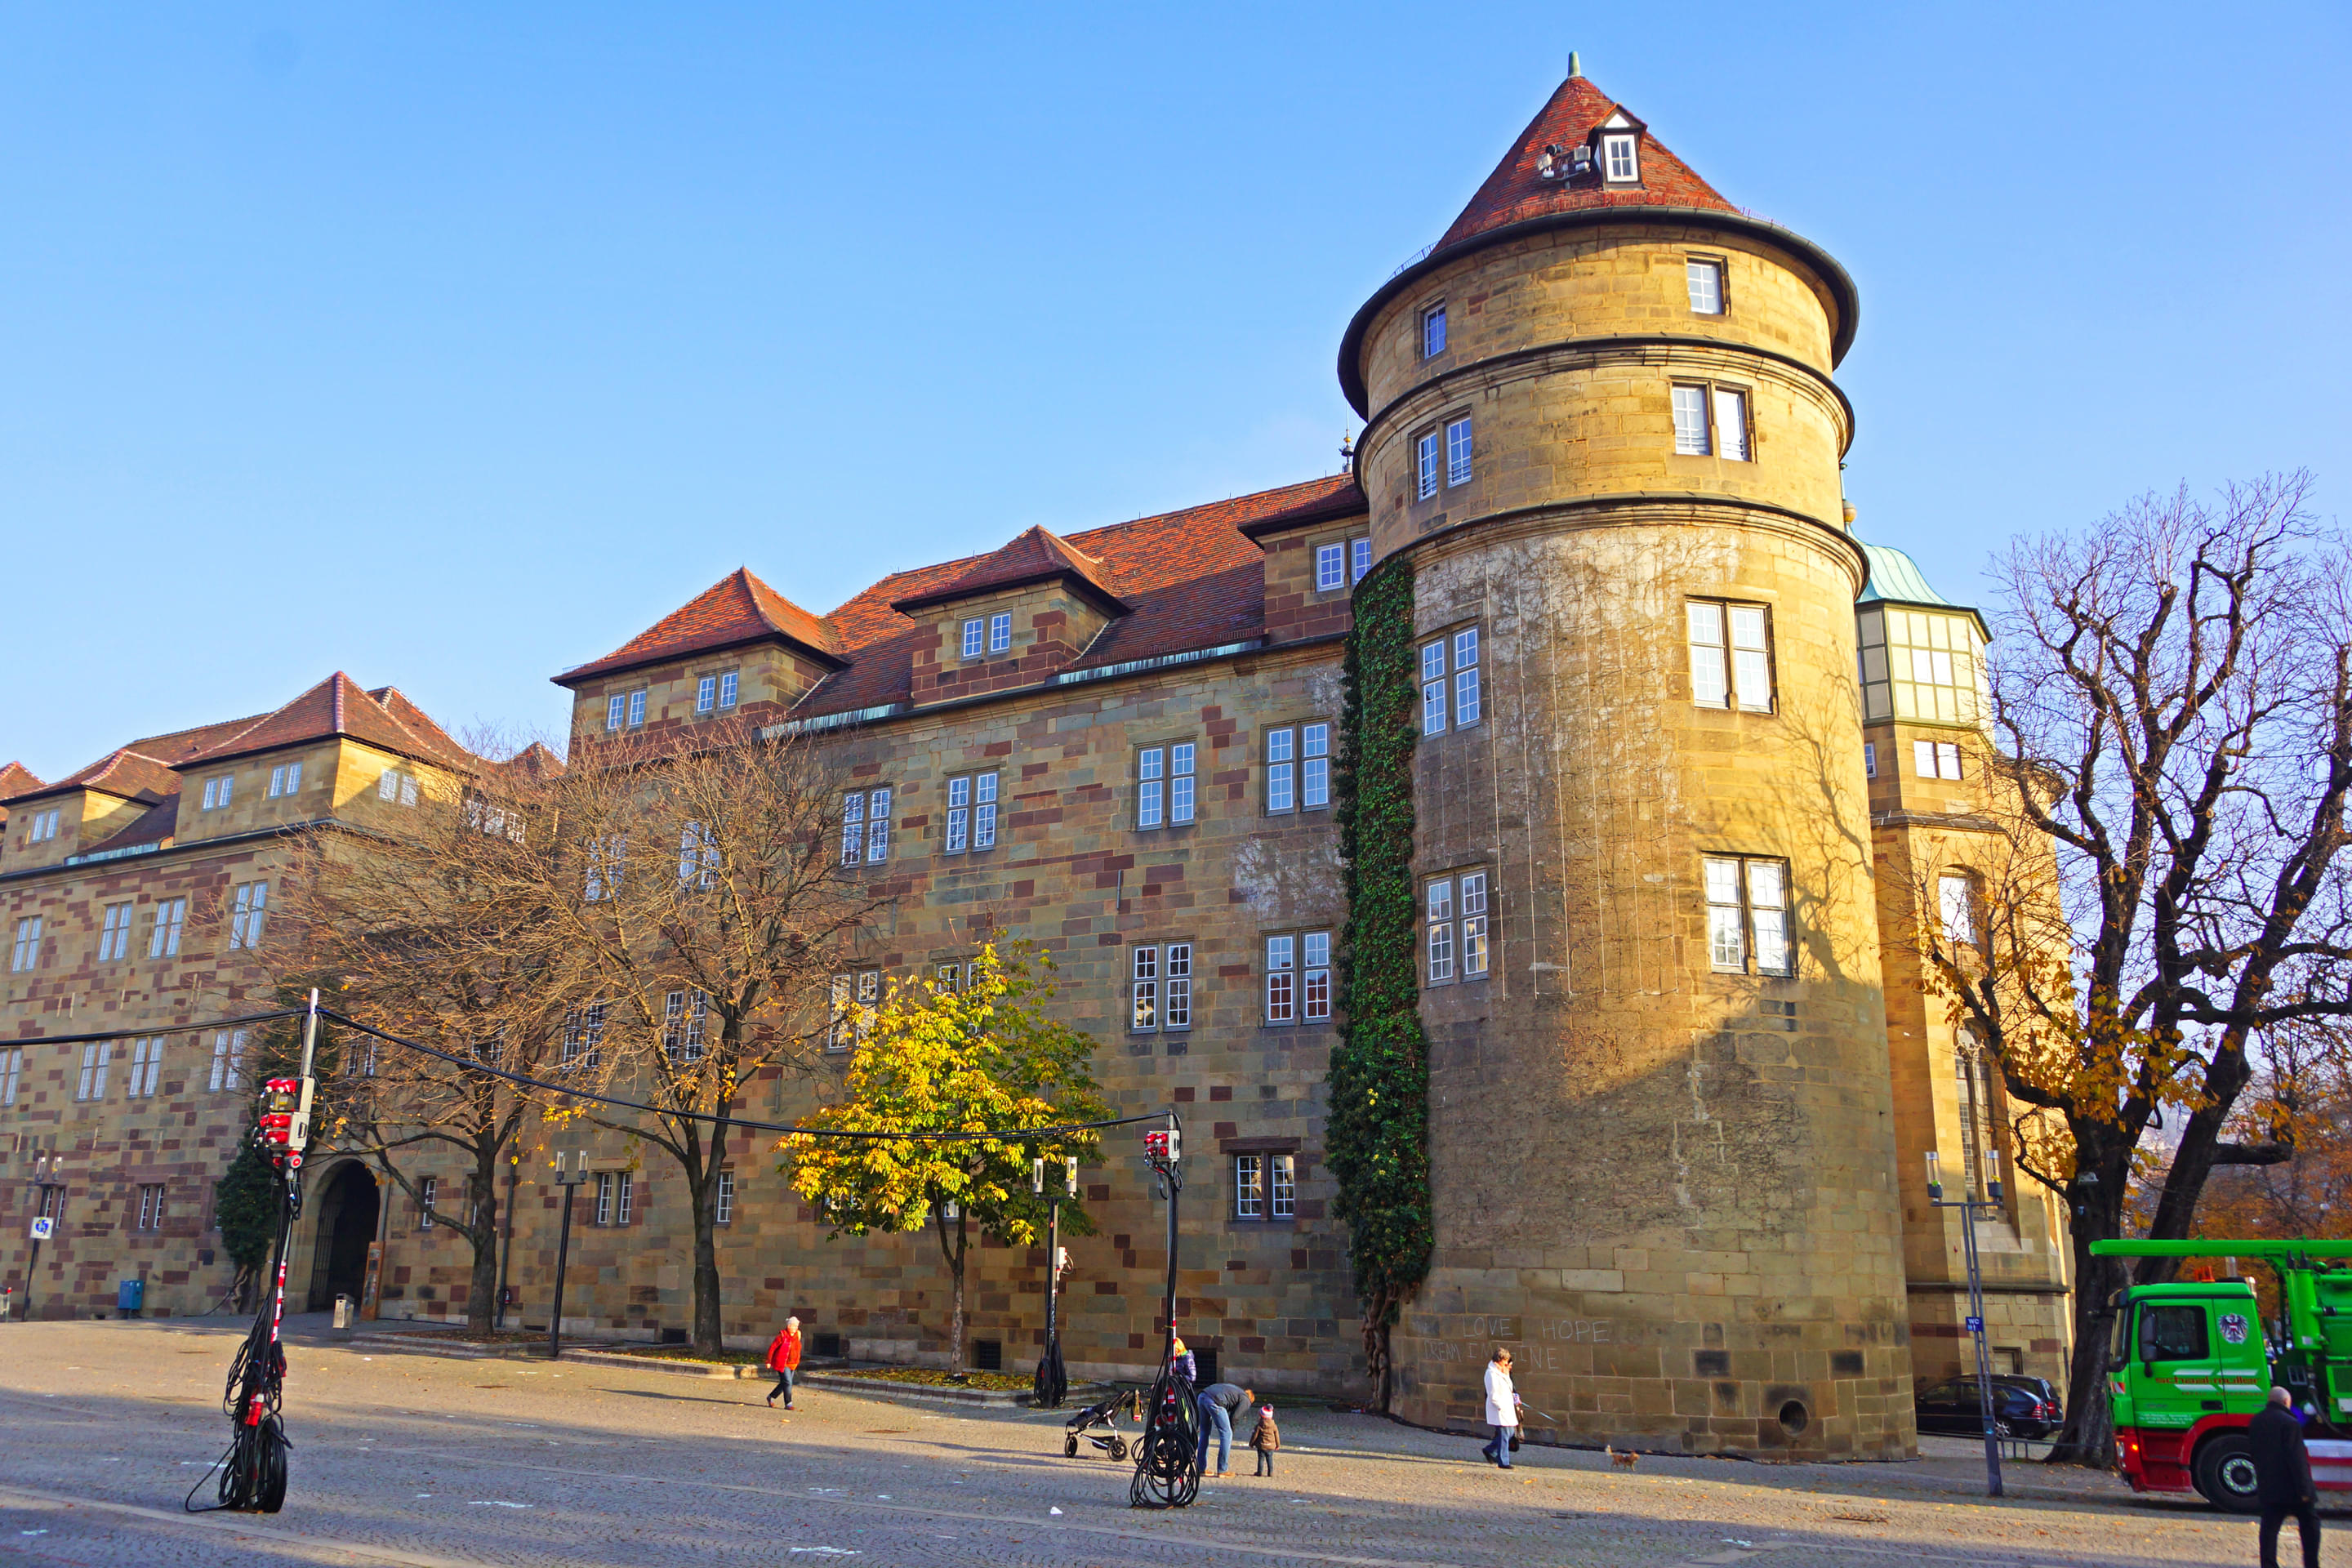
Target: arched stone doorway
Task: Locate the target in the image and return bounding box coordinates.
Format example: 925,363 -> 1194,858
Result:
305,1162 -> 379,1312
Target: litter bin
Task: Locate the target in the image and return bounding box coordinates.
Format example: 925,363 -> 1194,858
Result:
333,1294 -> 354,1330
115,1278 -> 145,1317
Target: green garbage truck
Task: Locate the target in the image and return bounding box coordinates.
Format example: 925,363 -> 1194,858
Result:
2092,1238 -> 2352,1509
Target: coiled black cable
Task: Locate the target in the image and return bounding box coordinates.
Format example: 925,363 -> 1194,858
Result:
186,1165 -> 297,1513
1127,1362 -> 1200,1508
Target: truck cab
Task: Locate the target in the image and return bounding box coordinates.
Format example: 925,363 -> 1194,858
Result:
2110,1280 -> 2270,1505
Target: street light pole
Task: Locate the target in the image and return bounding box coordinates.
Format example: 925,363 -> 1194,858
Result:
1032,1154 -> 1076,1409
547,1152 -> 586,1363
1927,1147 -> 2007,1498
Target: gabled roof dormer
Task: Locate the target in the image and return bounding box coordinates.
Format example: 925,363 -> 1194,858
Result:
1590,107 -> 1647,187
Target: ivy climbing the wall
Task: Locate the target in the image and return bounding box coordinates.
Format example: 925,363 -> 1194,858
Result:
1328,555 -> 1432,1410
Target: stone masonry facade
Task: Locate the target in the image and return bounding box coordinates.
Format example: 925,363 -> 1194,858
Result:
0,65 -> 2071,1459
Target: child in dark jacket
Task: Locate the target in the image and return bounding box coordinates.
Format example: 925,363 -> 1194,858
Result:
1248,1405 -> 1280,1476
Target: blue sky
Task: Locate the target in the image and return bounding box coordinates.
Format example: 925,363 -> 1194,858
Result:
5,3 -> 2346,777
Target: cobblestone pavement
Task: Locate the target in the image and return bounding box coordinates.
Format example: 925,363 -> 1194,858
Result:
0,1320 -> 2328,1567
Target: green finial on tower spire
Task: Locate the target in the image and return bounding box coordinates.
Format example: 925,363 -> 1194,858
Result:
1568,51 -> 1581,78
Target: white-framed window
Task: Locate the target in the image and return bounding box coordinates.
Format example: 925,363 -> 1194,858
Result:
1955,1036 -> 1999,1199
127,1037 -> 163,1098
1713,388 -> 1751,461
1687,599 -> 1774,713
697,675 -> 717,713
560,1002 -> 606,1070
1315,537 -> 1370,593
628,689 -> 647,728
583,835 -> 626,902
1704,855 -> 1793,977
1135,746 -> 1192,830
1,1048 -> 20,1106
10,916 -> 41,973
606,693 -> 626,731
149,899 -> 185,959
1420,302 -> 1446,359
828,969 -> 882,1052
376,770 -> 419,807
201,775 -> 234,811
208,1030 -> 246,1092
136,1184 -> 166,1232
1233,1153 -> 1297,1222
1424,871 -> 1489,985
1864,742 -> 1878,780
1602,132 -> 1638,181
719,670 -> 738,709
25,808 -> 60,844
419,1175 -> 438,1229
942,772 -> 999,853
1129,942 -> 1193,1034
677,821 -> 719,888
841,787 -> 892,865
1671,383 -> 1750,461
595,1171 -> 615,1226
1915,739 -> 1964,781
935,962 -> 961,993
1686,257 -> 1725,315
75,1042 -> 111,1102
97,903 -> 135,962
267,761 -> 303,798
1446,416 -> 1473,487
716,1170 -> 736,1226
662,988 -> 710,1062
1263,930 -> 1330,1024
1940,873 -> 1980,950
989,612 -> 1013,654
228,881 -> 269,950
1672,384 -> 1712,456
1263,724 -> 1331,814
1417,429 -> 1440,501
1420,626 -> 1482,735
617,1170 -> 635,1225
961,617 -> 985,660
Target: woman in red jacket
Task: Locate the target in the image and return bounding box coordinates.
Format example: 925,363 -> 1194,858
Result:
765,1316 -> 803,1410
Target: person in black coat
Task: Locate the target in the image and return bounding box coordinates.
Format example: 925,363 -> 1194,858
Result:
2248,1387 -> 2322,1568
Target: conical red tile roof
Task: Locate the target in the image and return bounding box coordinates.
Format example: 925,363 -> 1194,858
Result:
889,525 -> 1125,614
557,567 -> 840,684
1434,71 -> 1735,253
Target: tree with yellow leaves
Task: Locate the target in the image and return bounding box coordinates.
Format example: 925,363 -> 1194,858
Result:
782,944 -> 1107,1377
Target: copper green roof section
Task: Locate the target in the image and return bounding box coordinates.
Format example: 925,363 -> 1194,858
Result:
1857,541 -> 1989,636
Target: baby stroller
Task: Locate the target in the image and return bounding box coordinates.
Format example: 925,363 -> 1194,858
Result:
1062,1386 -> 1143,1461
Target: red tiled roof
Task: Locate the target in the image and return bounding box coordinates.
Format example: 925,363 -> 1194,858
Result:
0,763 -> 44,801
557,568 -> 841,685
1433,72 -> 1735,254
79,797 -> 180,858
789,475 -> 1352,719
120,714 -> 275,769
18,748 -> 181,804
891,526 -> 1126,615
184,673 -> 478,772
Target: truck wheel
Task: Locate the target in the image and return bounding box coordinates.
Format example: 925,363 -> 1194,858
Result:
2193,1432 -> 2263,1513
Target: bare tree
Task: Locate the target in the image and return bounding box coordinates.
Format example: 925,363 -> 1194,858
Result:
543,719 -> 880,1354
1922,473 -> 2352,1463
272,743 -> 572,1331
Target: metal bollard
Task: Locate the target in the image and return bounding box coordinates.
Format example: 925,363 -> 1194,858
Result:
333,1294 -> 354,1330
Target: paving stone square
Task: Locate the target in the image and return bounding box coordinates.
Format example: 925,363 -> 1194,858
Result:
0,1319 -> 2319,1566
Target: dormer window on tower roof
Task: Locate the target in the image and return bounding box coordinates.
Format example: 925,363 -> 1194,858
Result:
1596,111 -> 1642,185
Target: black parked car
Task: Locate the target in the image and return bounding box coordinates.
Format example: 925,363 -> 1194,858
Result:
1988,1374 -> 2064,1422
1913,1377 -> 2060,1439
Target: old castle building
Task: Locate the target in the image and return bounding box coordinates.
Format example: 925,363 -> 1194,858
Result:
1,65 -> 2069,1459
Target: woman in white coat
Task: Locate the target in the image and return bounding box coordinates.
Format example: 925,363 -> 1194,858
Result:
1481,1348 -> 1521,1468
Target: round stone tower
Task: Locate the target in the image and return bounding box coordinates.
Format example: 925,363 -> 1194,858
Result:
1338,65 -> 1913,1459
